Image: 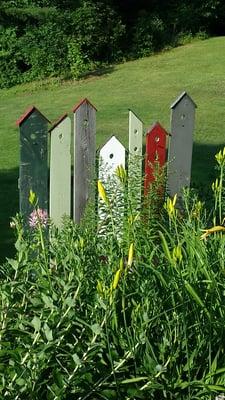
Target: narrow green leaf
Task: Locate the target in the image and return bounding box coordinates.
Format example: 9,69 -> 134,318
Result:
121,376 -> 148,384
185,281 -> 210,319
141,262 -> 168,288
206,384 -> 225,391
158,231 -> 173,264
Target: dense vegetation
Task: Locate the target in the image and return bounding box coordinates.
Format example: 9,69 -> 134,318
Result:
1,151 -> 225,398
1,0 -> 225,88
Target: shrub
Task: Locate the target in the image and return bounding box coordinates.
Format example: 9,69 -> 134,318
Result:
67,39 -> 93,79
130,11 -> 167,58
19,22 -> 69,80
0,20 -> 69,88
70,1 -> 125,63
0,27 -> 23,88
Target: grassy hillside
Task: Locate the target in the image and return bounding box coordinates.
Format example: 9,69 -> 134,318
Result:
1,36 -> 225,260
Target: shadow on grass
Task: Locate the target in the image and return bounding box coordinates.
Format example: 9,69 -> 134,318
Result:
0,168 -> 19,263
0,142 -> 224,263
80,65 -> 115,80
191,142 -> 223,204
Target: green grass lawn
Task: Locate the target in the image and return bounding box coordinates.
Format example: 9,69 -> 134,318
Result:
1,36 -> 225,261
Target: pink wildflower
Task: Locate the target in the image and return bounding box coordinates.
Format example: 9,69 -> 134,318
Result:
29,208 -> 48,228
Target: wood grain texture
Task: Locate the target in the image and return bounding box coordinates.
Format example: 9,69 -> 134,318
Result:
19,108 -> 48,222
73,100 -> 96,223
167,92 -> 196,199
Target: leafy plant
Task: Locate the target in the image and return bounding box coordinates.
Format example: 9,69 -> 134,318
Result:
1,149 -> 225,398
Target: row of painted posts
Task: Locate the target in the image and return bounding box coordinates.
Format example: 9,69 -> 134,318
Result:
16,92 -> 196,228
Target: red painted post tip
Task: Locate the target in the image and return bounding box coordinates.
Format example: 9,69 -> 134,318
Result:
71,98 -> 97,113
16,106 -> 50,127
49,113 -> 68,132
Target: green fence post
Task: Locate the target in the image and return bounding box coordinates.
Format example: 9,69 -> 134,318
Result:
16,106 -> 49,223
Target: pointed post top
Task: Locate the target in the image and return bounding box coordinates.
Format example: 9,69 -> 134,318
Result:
128,109 -> 144,124
146,121 -> 168,135
100,135 -> 125,151
49,113 -> 68,133
72,98 -> 97,113
16,106 -> 50,127
170,91 -> 197,110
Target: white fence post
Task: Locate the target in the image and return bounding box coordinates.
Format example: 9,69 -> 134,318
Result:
98,135 -> 126,237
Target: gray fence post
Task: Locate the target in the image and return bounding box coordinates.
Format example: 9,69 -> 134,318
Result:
167,92 -> 197,199
72,98 -> 97,223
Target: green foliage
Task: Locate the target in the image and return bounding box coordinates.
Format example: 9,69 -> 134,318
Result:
0,0 -> 224,88
1,150 -> 225,398
20,22 -> 69,79
130,11 -> 167,58
0,27 -> 23,88
0,1 -> 125,87
71,1 -> 125,62
68,39 -> 96,79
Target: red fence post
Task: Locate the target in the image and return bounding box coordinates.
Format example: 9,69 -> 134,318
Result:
144,122 -> 167,195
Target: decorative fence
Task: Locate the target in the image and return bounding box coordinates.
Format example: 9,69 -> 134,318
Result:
16,91 -> 196,227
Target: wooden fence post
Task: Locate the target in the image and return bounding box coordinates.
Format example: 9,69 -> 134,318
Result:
128,110 -> 143,212
49,114 -> 71,227
16,106 -> 49,222
167,92 -> 197,199
144,122 -> 167,195
98,135 -> 126,237
72,98 -> 97,223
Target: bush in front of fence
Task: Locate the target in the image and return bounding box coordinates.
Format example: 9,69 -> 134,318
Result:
1,150 -> 225,399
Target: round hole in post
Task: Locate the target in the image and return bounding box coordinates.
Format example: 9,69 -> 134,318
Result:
134,146 -> 138,152
155,136 -> 160,143
109,153 -> 114,159
155,152 -> 159,161
83,119 -> 89,128
134,129 -> 138,135
30,133 -> 37,140
181,114 -> 186,127
59,133 -> 63,140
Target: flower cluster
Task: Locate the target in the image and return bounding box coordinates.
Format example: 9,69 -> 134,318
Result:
164,194 -> 177,219
200,225 -> 225,240
29,208 -> 48,228
215,147 -> 225,166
